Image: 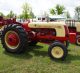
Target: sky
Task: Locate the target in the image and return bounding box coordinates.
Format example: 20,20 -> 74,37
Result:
0,0 -> 80,17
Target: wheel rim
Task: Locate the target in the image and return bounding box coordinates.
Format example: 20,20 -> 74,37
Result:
77,38 -> 80,45
5,31 -> 20,49
51,46 -> 64,58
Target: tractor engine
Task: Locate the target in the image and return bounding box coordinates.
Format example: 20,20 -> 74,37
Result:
32,28 -> 56,36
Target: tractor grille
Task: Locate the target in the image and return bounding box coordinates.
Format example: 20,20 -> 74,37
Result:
65,20 -> 76,27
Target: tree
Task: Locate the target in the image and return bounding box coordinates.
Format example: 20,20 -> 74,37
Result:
50,9 -> 55,15
56,4 -> 65,15
75,6 -> 80,20
0,12 -> 4,17
50,4 -> 65,15
20,2 -> 35,19
29,10 -> 35,18
65,11 -> 71,18
7,10 -> 15,18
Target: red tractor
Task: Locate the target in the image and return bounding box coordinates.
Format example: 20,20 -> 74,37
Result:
66,20 -> 80,46
0,16 -> 76,60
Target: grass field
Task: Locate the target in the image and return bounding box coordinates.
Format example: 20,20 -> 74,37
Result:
0,42 -> 80,73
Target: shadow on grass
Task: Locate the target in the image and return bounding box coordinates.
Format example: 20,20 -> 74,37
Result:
3,44 -> 80,64
54,54 -> 80,64
3,44 -> 48,59
67,54 -> 80,61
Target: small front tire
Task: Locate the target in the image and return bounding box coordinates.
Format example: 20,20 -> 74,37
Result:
48,42 -> 68,60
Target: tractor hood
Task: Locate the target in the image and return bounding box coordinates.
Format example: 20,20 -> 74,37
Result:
28,22 -> 65,28
28,22 -> 66,37
75,22 -> 80,32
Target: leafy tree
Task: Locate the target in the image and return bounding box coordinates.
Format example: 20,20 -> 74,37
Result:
75,6 -> 80,20
7,10 -> 15,18
55,4 -> 65,15
0,12 -> 4,17
18,14 -> 23,19
50,9 -> 55,15
50,4 -> 65,15
20,2 -> 35,19
65,11 -> 71,18
29,10 -> 35,18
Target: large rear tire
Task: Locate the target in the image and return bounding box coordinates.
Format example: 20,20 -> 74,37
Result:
48,42 -> 68,60
1,24 -> 28,53
29,41 -> 38,46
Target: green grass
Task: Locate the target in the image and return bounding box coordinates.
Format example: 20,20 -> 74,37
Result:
0,42 -> 80,73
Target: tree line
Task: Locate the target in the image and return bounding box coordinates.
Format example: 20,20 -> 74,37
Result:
0,3 -> 35,19
0,3 -> 80,20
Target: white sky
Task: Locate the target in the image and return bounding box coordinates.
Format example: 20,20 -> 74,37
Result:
0,0 -> 80,17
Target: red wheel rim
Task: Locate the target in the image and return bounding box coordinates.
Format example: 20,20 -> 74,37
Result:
5,31 -> 20,49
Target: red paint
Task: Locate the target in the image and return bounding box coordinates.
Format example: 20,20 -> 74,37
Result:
64,25 -> 69,37
21,23 -> 76,44
0,17 -> 76,44
69,33 -> 76,44
7,33 -> 19,46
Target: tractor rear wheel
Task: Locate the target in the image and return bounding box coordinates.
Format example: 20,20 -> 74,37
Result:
29,41 -> 38,46
1,24 -> 28,53
48,42 -> 68,60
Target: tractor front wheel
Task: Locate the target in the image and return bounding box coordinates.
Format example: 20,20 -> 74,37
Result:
48,42 -> 68,60
53,40 -> 69,48
63,41 -> 69,48
1,24 -> 28,53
